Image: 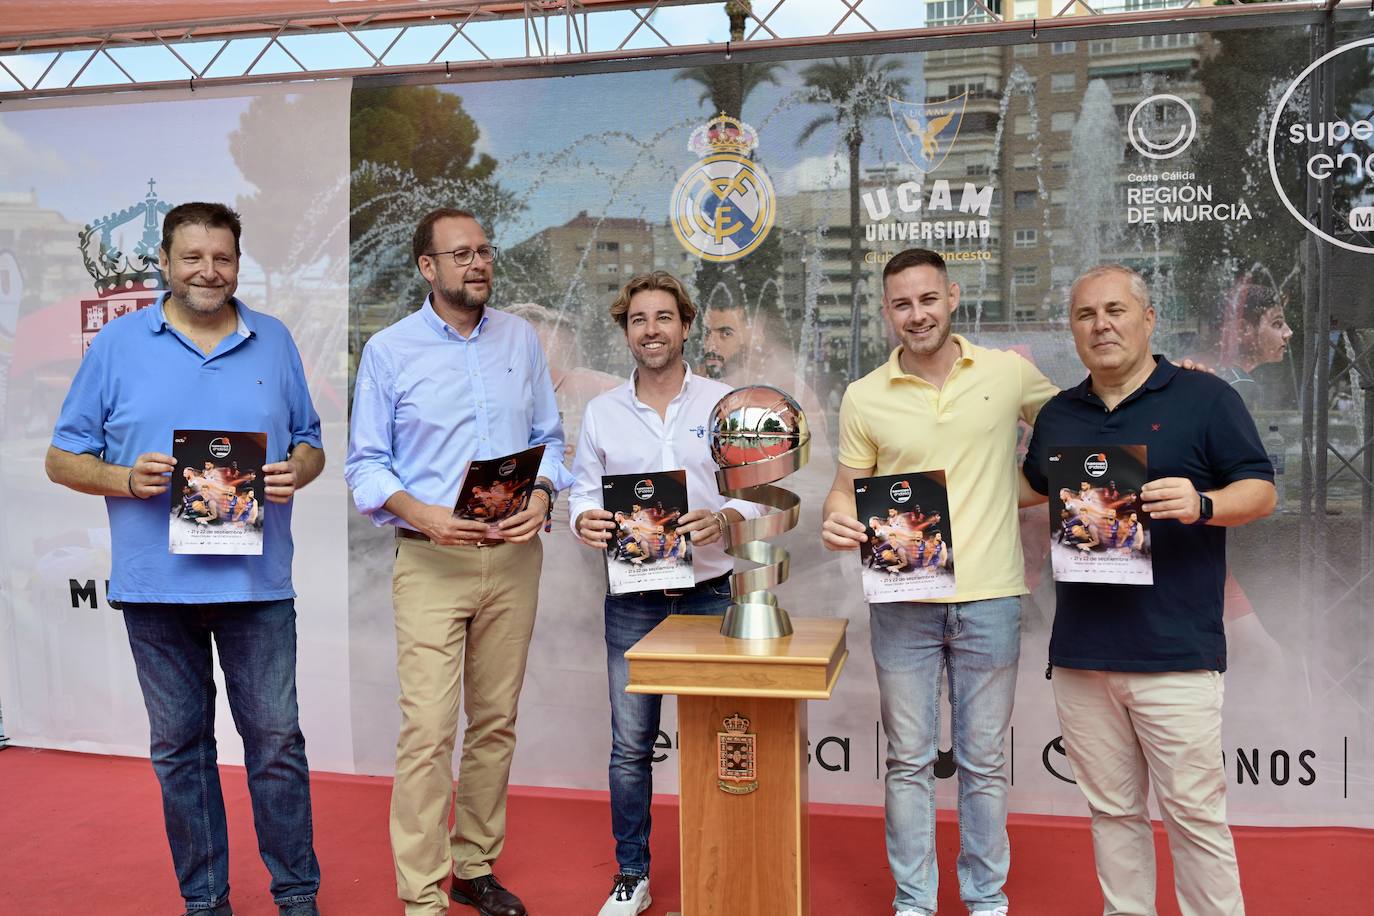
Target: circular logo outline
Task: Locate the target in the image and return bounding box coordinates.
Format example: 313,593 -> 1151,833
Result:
209,437 -> 231,459
889,480 -> 912,503
1267,36 -> 1374,255
499,458 -> 517,477
1084,453 -> 1109,478
1127,94 -> 1197,161
634,479 -> 655,500
670,153 -> 776,263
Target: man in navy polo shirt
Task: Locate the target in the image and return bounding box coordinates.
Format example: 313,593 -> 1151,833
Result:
1023,264 -> 1274,916
46,202 -> 325,916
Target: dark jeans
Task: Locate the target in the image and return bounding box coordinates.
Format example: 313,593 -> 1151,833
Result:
122,599 -> 320,910
604,576 -> 732,875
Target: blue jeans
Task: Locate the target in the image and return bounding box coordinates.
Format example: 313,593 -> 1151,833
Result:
870,596 -> 1021,916
122,599 -> 321,910
605,576 -> 732,875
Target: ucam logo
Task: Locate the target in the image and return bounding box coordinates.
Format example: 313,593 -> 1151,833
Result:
209,437 -> 231,459
1269,36 -> 1374,254
634,479 -> 655,500
1084,453 -> 1109,478
889,480 -> 912,503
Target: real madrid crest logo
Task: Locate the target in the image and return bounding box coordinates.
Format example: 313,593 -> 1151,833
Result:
670,114 -> 776,263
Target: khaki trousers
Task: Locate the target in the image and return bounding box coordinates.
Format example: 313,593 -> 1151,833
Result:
390,536 -> 542,915
1052,667 -> 1243,916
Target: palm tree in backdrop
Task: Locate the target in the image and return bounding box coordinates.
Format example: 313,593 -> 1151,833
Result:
798,56 -> 907,381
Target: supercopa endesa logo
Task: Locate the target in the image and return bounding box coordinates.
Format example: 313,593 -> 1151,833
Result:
1268,37 -> 1374,253
499,458 -> 517,477
634,479 -> 655,500
889,480 -> 912,503
1084,453 -> 1109,478
670,113 -> 775,263
209,437 -> 232,459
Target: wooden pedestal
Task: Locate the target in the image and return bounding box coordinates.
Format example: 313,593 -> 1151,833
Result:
625,615 -> 848,916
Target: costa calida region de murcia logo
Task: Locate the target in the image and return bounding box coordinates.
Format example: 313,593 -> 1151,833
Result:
670,113 -> 776,263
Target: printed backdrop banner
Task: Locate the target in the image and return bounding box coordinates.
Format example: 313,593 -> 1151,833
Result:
2,14 -> 1372,830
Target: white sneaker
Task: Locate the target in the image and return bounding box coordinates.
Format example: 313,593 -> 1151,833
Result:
597,873 -> 651,915
971,907 -> 1009,916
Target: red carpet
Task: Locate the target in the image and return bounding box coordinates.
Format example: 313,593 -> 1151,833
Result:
0,746 -> 1368,915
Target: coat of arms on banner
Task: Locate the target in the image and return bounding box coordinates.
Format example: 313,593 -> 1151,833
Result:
670,114 -> 775,263
717,712 -> 758,795
78,179 -> 169,355
889,93 -> 968,173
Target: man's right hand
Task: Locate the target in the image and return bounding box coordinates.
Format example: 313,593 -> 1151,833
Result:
575,509 -> 616,548
821,511 -> 868,551
409,504 -> 492,546
130,452 -> 176,498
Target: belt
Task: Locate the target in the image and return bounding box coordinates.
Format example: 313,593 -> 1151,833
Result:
659,572 -> 732,598
396,527 -> 505,548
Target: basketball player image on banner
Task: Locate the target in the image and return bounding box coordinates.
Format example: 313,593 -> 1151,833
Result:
601,470 -> 695,595
453,443 -> 546,540
169,429 -> 267,555
854,470 -> 955,602
1048,445 -> 1152,585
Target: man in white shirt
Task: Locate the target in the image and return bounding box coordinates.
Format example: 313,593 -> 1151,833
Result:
568,271 -> 762,916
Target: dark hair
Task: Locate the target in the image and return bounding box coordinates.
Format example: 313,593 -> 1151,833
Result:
160,202 -> 242,256
882,248 -> 947,286
412,207 -> 480,269
610,271 -> 698,329
1236,281 -> 1285,326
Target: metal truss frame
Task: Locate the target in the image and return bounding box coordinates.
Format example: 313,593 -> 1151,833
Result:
0,0 -> 1359,102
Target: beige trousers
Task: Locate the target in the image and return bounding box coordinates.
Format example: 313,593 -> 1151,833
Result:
1052,667 -> 1244,916
389,536 -> 542,915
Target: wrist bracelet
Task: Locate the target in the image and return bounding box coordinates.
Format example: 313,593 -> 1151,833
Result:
127,467 -> 139,498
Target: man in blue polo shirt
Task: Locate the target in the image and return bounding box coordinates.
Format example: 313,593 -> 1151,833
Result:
46,202 -> 325,916
1023,264 -> 1274,916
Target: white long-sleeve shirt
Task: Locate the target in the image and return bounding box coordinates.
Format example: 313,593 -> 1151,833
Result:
568,364 -> 764,582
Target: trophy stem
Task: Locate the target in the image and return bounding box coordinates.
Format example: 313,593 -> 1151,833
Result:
719,597 -> 793,639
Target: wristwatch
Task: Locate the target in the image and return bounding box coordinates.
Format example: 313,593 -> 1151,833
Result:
1196,493 -> 1213,525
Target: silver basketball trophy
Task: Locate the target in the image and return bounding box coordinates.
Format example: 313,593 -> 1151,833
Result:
709,385 -> 810,639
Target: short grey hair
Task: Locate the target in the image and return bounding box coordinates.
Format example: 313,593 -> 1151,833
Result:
1069,264 -> 1151,312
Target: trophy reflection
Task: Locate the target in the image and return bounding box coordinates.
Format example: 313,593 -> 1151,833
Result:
709,385 -> 811,639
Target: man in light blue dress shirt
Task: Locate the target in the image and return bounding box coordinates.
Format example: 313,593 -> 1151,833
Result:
345,208 -> 571,916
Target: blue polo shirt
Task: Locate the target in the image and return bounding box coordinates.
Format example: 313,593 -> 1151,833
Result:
51,295 -> 322,604
1023,357 -> 1273,673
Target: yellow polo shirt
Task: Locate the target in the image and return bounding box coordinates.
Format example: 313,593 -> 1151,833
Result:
838,336 -> 1059,603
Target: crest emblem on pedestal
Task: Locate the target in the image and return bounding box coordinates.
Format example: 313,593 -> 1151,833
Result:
717,712 -> 758,795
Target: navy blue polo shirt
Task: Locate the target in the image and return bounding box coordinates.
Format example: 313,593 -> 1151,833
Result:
1023,357 -> 1273,673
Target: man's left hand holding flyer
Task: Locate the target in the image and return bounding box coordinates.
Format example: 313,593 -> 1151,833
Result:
453,443 -> 546,540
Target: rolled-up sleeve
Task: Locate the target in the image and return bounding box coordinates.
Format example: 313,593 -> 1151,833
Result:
567,404 -> 604,535
526,331 -> 573,492
284,336 -> 323,456
344,340 -> 405,517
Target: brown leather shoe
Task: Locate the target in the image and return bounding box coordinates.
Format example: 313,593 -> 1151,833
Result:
450,874 -> 526,916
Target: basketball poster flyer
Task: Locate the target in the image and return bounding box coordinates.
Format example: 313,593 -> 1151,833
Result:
169,430 -> 267,555
1047,445 -> 1153,585
854,470 -> 955,602
601,470 -> 695,595
453,444 -> 546,539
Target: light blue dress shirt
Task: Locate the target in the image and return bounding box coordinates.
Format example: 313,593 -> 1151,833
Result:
345,299 -> 571,529
50,295 -> 322,603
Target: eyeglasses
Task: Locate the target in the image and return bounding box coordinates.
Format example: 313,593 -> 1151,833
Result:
424,245 -> 499,267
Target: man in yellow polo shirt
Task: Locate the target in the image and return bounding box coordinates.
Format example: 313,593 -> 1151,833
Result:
821,248 -> 1056,916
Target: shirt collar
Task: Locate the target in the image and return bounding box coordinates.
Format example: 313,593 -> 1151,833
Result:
420,296 -> 489,340
1066,355 -> 1178,401
885,334 -> 975,382
628,361 -> 695,407
147,292 -> 254,338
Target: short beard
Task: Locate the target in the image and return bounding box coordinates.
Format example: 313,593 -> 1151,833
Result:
902,320 -> 951,357
634,342 -> 681,371
437,279 -> 490,312
171,282 -> 233,316
701,354 -> 726,379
